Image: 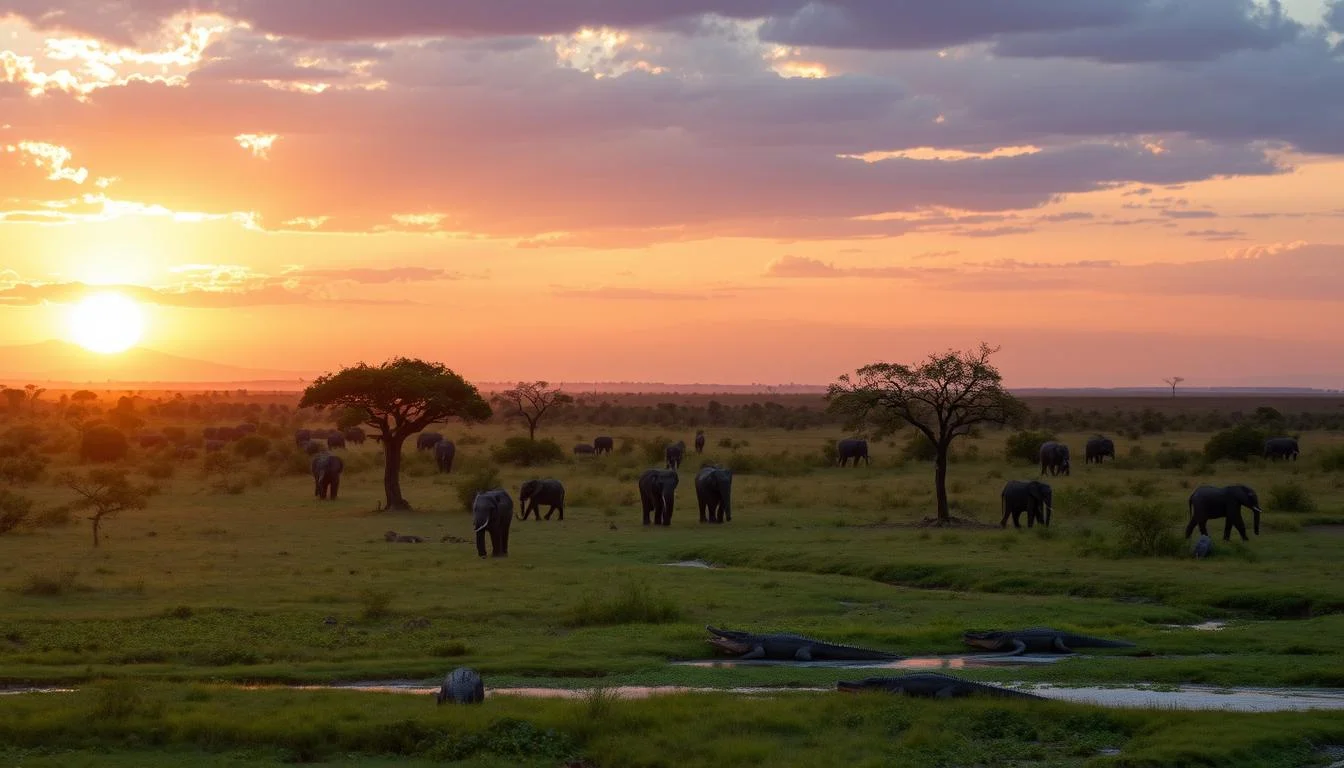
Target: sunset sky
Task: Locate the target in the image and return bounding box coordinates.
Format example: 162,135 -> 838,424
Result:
2,1 -> 1343,387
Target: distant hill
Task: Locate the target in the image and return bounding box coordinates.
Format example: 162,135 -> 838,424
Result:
0,341 -> 309,386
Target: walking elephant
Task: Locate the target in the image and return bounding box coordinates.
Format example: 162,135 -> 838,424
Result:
311,453 -> 345,501
304,440 -> 325,455
593,436 -> 614,455
434,441 -> 456,474
294,429 -> 312,448
574,444 -> 596,456
236,423 -> 257,435
519,479 -> 566,521
327,434 -> 346,450
639,469 -> 679,526
1000,480 -> 1053,529
1084,437 -> 1115,464
472,489 -> 514,558
417,432 -> 444,451
343,428 -> 366,445
694,431 -> 706,455
666,441 -> 686,470
695,465 -> 733,524
1263,437 -> 1299,461
1039,442 -> 1071,476
1187,485 -> 1261,542
837,439 -> 870,467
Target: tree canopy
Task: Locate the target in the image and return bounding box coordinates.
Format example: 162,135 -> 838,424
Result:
64,468 -> 150,547
492,381 -> 573,441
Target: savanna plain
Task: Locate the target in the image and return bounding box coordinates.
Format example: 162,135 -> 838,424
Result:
2,390 -> 1344,767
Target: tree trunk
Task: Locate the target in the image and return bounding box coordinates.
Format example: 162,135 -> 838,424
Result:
382,434 -> 411,511
91,516 -> 100,547
527,418 -> 537,441
934,444 -> 951,521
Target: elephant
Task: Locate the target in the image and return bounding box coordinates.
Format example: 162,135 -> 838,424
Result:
294,429 -> 312,448
666,441 -> 687,470
837,439 -> 870,467
327,434 -> 347,450
518,479 -> 566,521
1192,534 -> 1213,559
639,469 -> 680,526
343,428 -> 366,445
1187,484 -> 1261,542
1263,437 -> 1300,461
694,431 -> 706,455
472,489 -> 514,558
304,440 -> 325,455
236,423 -> 257,435
434,441 -> 457,473
694,465 -> 733,524
311,452 -> 345,501
1000,480 -> 1053,529
216,427 -> 242,442
436,667 -> 484,705
593,436 -> 614,455
1084,436 -> 1115,464
204,440 -> 225,453
1039,442 -> 1071,476
417,432 -> 444,451
574,444 -> 596,456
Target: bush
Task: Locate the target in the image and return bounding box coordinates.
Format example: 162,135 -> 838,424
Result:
1269,482 -> 1316,513
1005,430 -> 1056,464
821,441 -> 839,465
640,437 -> 671,464
203,452 -> 245,495
233,435 -> 271,459
1204,424 -> 1269,463
143,460 -> 175,480
902,432 -> 937,462
0,452 -> 47,485
564,580 -> 682,627
1056,485 -> 1106,517
491,437 -> 565,467
1321,446 -> 1344,473
456,466 -> 503,512
1155,447 -> 1196,470
80,424 -> 129,463
0,490 -> 33,534
161,426 -> 187,444
1126,477 -> 1159,498
1113,503 -> 1182,557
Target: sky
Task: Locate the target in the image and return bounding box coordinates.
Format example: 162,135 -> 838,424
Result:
1,0 -> 1343,387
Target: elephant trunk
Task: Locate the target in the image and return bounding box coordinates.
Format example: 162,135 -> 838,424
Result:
1252,507 -> 1261,535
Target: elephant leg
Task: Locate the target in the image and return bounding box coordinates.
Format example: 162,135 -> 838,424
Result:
557,503 -> 564,521
330,479 -> 339,501
500,525 -> 510,555
1232,514 -> 1248,542
1184,516 -> 1198,538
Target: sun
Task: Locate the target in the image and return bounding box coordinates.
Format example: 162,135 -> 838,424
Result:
68,293 -> 147,354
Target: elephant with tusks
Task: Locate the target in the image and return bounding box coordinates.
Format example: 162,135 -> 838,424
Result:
472,489 -> 514,558
665,441 -> 686,470
519,479 -> 565,521
695,465 -> 733,524
311,452 -> 345,501
1000,480 -> 1052,528
593,436 -> 614,455
1264,437 -> 1299,461
639,469 -> 679,526
1187,485 -> 1261,542
1084,436 -> 1115,464
436,667 -> 484,705
417,432 -> 444,451
434,441 -> 456,473
837,439 -> 870,467
1039,441 -> 1071,476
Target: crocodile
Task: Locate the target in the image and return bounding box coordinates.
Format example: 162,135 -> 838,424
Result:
962,627 -> 1136,656
705,625 -> 902,662
837,673 -> 1044,700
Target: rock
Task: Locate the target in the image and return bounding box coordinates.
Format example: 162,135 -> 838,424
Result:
436,667 -> 484,705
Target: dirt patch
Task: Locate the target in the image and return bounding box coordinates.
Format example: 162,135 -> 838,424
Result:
915,516 -> 997,530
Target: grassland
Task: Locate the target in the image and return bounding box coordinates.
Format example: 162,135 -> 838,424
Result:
1,393 -> 1343,765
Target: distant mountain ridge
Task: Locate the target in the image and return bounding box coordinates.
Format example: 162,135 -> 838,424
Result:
0,341 -> 308,385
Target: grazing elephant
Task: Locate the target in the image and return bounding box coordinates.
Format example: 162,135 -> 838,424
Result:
574,444 -> 596,456
327,434 -> 346,450
1084,436 -> 1115,464
1187,485 -> 1261,542
1264,437 -> 1300,461
417,432 -> 444,451
666,441 -> 686,470
434,441 -> 456,473
593,436 -> 614,455
294,429 -> 312,448
695,465 -> 733,524
837,439 -> 870,467
204,440 -> 225,453
1039,442 -> 1071,476
472,489 -> 514,558
1000,480 -> 1053,529
436,667 -> 484,705
304,440 -> 325,455
694,431 -> 706,455
343,428 -> 366,445
519,479 -> 566,521
311,452 -> 345,501
639,469 -> 680,526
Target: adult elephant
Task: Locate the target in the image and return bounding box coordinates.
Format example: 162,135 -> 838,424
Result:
327,434 -> 347,450
593,436 -> 614,455
1263,437 -> 1300,461
1084,436 -> 1115,464
695,465 -> 733,524
837,439 -> 870,467
294,429 -> 312,448
665,441 -> 686,470
574,444 -> 596,456
1000,480 -> 1053,529
434,441 -> 457,473
639,469 -> 679,526
472,489 -> 514,558
343,428 -> 366,445
519,479 -> 566,521
311,453 -> 345,501
1187,485 -> 1261,542
236,423 -> 257,435
417,432 -> 445,452
304,440 -> 325,456
1039,442 -> 1071,476
694,431 -> 706,455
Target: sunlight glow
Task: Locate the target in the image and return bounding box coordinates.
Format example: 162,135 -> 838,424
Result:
67,293 -> 147,354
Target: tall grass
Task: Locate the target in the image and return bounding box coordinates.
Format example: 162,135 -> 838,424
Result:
565,580 -> 682,627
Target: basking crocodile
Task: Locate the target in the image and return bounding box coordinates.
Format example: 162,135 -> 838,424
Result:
962,627 -> 1136,656
837,673 -> 1044,700
705,626 -> 902,662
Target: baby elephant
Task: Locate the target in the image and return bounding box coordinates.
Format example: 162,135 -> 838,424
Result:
518,479 -> 565,521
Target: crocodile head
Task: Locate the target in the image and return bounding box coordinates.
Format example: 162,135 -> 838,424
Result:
961,630 -> 1010,649
705,626 -> 756,655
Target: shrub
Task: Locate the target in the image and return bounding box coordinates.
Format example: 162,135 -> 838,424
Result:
724,452 -> 758,474
491,437 -> 565,467
358,588 -> 395,621
80,424 -> 129,463
1204,424 -> 1269,463
565,580 -> 682,627
1155,447 -> 1195,470
902,432 -> 937,462
203,452 -> 246,495
1056,485 -> 1107,517
233,435 -> 271,459
20,569 -> 85,596
1269,482 -> 1316,513
456,466 -> 503,512
1113,502 -> 1182,557
161,426 -> 187,444
143,460 -> 175,480
0,452 -> 47,485
1126,477 -> 1159,498
821,441 -> 839,465
1321,446 -> 1344,473
1005,430 -> 1056,464
640,437 -> 671,464
0,490 -> 33,534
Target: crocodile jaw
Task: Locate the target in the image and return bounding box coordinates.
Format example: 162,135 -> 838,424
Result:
708,638 -> 753,655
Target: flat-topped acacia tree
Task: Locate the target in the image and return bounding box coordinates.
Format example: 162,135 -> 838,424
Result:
299,358 -> 492,511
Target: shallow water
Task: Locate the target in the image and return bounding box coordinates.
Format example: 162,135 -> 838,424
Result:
674,653 -> 1068,669
660,560 -> 717,569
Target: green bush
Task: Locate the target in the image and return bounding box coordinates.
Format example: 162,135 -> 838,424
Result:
1005,430 -> 1056,464
1155,447 -> 1196,469
80,424 -> 129,463
491,437 -> 565,467
0,489 -> 33,534
0,452 -> 47,485
902,432 -> 937,462
456,466 -> 503,512
1204,424 -> 1269,463
640,437 -> 671,464
1126,477 -> 1159,498
233,435 -> 271,459
565,580 -> 682,627
1113,503 -> 1183,557
1320,446 -> 1344,472
1269,482 -> 1316,513
1056,485 -> 1106,517
821,441 -> 839,465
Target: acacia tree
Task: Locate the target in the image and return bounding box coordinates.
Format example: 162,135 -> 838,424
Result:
1163,377 -> 1185,398
299,359 -> 492,510
492,382 -> 573,441
64,469 -> 149,547
827,344 -> 1026,523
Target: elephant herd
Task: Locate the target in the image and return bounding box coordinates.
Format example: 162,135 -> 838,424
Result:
295,428 -> 367,456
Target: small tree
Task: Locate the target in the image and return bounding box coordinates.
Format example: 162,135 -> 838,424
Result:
828,344 -> 1026,523
299,358 -> 492,511
64,469 -> 148,547
1163,377 -> 1185,398
492,381 -> 573,441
